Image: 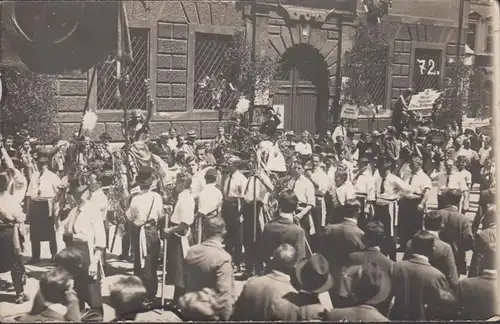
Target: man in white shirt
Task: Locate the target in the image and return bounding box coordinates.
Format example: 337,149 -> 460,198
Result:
331,168 -> 357,225
294,132 -> 312,157
88,170 -> 110,263
167,128 -> 178,151
288,161 -> 315,241
478,139 -> 492,167
221,158 -> 247,272
196,168 -> 223,244
125,168 -> 163,303
26,155 -> 61,264
398,155 -> 432,250
306,154 -> 329,251
373,157 -> 413,261
352,155 -> 375,230
332,119 -> 347,144
432,159 -> 469,211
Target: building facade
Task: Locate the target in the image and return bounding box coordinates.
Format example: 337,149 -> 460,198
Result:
2,0 -> 478,139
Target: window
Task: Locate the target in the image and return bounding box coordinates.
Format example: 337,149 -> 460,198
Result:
96,28 -> 150,110
466,23 -> 476,51
193,32 -> 234,110
413,48 -> 442,92
485,25 -> 493,53
365,46 -> 389,106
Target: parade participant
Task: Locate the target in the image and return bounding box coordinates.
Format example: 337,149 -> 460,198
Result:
181,130 -> 198,159
270,254 -> 332,321
221,157 -> 247,272
306,154 -> 329,249
370,131 -> 382,157
164,172 -> 195,307
294,132 -> 313,157
1,143 -> 28,207
352,155 -> 375,230
242,161 -> 274,277
325,262 -> 390,322
473,172 -> 495,233
478,138 -> 492,167
186,156 -> 205,203
259,107 -> 281,138
404,215 -> 458,288
87,169 -> 109,260
345,221 -> 393,316
18,135 -> 36,181
323,198 -> 364,308
60,180 -> 106,318
456,155 -> 472,193
196,168 -> 223,244
125,167 -> 163,303
433,159 -> 468,210
373,157 -> 412,261
0,172 -> 28,304
195,146 -> 209,170
330,168 -> 357,225
4,135 -> 17,158
261,190 -> 307,267
390,231 -> 456,321
166,128 -> 178,151
337,150 -> 354,181
184,216 -> 235,320
384,126 -> 400,171
356,133 -> 370,162
332,119 -> 347,144
393,88 -> 412,133
203,142 -> 217,166
281,131 -> 296,152
232,243 -> 298,321
26,155 -> 61,264
398,155 -> 431,250
457,138 -> 478,164
214,125 -> 228,147
288,160 -> 315,238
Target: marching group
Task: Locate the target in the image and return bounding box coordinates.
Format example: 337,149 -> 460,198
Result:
0,107 -> 497,321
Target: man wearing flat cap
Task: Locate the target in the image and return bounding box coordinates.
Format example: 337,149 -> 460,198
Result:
181,130 -> 198,159
25,155 -> 62,264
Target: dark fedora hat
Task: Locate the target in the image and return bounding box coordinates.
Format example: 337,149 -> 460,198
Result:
339,261 -> 391,306
136,167 -> 155,187
295,254 -> 334,294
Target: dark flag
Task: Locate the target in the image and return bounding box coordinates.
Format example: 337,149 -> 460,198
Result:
1,1 -> 133,74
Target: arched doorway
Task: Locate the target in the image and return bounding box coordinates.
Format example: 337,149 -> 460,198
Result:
273,44 -> 330,135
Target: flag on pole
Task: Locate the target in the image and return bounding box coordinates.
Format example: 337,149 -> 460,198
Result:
1,1 -> 133,74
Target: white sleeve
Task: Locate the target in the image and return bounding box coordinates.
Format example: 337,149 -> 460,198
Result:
182,194 -> 195,225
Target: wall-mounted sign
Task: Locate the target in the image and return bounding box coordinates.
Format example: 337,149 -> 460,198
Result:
340,104 -> 359,120
413,48 -> 442,93
273,104 -> 285,129
408,89 -> 441,116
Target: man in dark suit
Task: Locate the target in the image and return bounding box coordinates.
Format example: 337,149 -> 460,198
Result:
469,207 -> 496,278
456,249 -> 497,320
404,212 -> 458,288
345,221 -> 393,316
184,216 -> 235,320
390,231 -> 456,321
472,182 -> 495,234
16,267 -> 76,322
437,190 -> 474,276
232,243 -> 298,321
261,190 -> 307,267
323,198 -> 365,308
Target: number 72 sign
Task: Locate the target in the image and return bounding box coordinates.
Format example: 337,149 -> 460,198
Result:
416,58 -> 440,76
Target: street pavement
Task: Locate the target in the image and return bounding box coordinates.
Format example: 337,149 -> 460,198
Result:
0,186 -> 480,322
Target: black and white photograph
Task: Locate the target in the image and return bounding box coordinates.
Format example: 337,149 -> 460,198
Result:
0,0 -> 498,321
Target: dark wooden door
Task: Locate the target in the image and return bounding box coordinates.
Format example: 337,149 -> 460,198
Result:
274,63 -> 319,135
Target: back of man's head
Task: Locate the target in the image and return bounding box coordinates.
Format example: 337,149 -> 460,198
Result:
363,221 -> 385,247
203,216 -> 226,239
424,211 -> 444,231
344,199 -> 361,219
204,168 -> 218,184
271,243 -> 297,275
279,190 -> 298,214
39,267 -> 72,305
109,275 -> 147,320
411,231 -> 435,257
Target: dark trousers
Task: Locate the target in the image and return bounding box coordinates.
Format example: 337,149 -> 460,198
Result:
398,198 -> 424,248
65,239 -> 104,317
222,200 -> 243,268
0,226 -> 25,295
243,202 -> 263,274
437,194 -> 460,210
310,199 -> 325,253
373,203 -> 397,261
29,200 -> 57,260
356,197 -> 371,231
131,222 -> 161,299
121,222 -> 131,258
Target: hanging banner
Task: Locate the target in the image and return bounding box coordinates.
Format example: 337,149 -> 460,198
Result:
273,104 -> 284,129
340,104 -> 359,120
408,89 -> 441,116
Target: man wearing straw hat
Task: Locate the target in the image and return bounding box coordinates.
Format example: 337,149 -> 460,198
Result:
373,156 -> 412,261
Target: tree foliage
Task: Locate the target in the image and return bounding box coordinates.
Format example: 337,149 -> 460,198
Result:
434,58 -> 485,127
340,20 -> 394,115
2,68 -> 58,141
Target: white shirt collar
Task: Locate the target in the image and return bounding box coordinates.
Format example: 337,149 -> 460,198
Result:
279,212 -> 294,221
344,218 -> 358,225
46,303 -> 68,316
427,230 -> 440,238
271,270 -> 291,282
412,254 -> 429,263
